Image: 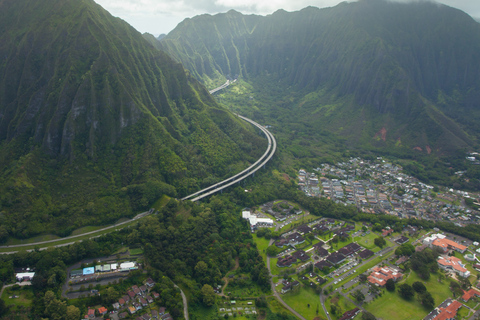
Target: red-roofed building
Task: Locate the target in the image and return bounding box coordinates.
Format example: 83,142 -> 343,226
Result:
87,309 -> 95,319
424,299 -> 462,320
98,307 -> 108,315
382,228 -> 393,237
462,288 -> 480,302
432,238 -> 467,253
368,266 -> 403,286
438,256 -> 470,278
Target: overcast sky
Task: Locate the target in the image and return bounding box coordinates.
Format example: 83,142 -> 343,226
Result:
95,0 -> 480,36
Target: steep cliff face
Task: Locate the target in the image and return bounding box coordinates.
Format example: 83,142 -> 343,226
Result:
0,0 -> 265,238
158,0 -> 480,153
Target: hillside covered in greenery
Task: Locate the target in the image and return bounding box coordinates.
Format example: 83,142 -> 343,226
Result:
158,0 -> 480,156
0,0 -> 266,239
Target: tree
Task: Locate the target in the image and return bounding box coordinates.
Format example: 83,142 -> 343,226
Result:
353,289 -> 365,303
398,283 -> 414,300
374,237 -> 386,248
412,281 -> 426,293
330,304 -> 337,315
266,245 -> 280,257
385,279 -> 395,292
66,305 -> 81,320
460,277 -> 471,290
201,284 -> 216,307
359,274 -> 368,283
420,292 -> 435,310
0,298 -> 7,317
195,261 -> 208,276
395,243 -> 415,256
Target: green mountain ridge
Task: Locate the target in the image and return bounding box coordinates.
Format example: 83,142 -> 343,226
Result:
158,0 -> 480,154
0,0 -> 265,239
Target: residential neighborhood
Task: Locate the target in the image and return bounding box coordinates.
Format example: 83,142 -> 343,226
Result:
298,157 -> 480,226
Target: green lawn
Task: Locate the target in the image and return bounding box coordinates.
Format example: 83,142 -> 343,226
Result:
152,194 -> 171,210
2,286 -> 34,309
267,296 -> 298,318
129,248 -> 144,255
252,234 -> 271,262
365,271 -> 453,320
282,285 -> 325,320
404,272 -> 453,306
354,232 -> 381,252
457,305 -> 473,319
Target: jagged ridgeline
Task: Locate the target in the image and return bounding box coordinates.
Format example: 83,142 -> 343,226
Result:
158,0 -> 480,153
0,0 -> 265,238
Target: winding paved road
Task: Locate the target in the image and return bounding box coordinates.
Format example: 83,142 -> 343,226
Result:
182,114 -> 276,202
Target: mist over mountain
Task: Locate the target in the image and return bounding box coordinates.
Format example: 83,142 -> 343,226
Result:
158,0 -> 480,154
0,0 -> 265,238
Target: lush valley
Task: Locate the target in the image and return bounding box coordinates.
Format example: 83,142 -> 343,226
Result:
158,0 -> 480,157
0,0 -> 266,239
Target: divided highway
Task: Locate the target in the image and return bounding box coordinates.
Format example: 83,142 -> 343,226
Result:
182,114 -> 276,202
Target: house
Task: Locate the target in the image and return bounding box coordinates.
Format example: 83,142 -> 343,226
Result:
158,307 -> 166,315
112,302 -> 120,310
438,256 -> 471,278
161,314 -> 173,320
140,297 -> 148,307
292,250 -> 309,262
151,310 -> 159,319
277,255 -> 296,268
134,302 -> 142,311
147,295 -> 154,303
98,307 -> 108,315
146,278 -> 155,287
382,228 -> 393,237
140,285 -> 147,294
314,260 -> 332,271
123,295 -> 131,303
395,256 -> 408,266
368,266 -> 403,286
297,224 -> 313,235
395,236 -> 410,245
128,290 -> 135,299
119,298 -> 126,306
119,312 -> 128,319
359,249 -> 374,260
424,299 -> 462,320
134,287 -> 141,296
281,280 -> 299,294
152,292 -> 160,299
432,238 -> 467,253
462,288 -> 480,302
287,232 -> 305,246
128,306 -> 136,314
316,246 -> 329,257
338,243 -> 362,257
142,314 -> 152,320
275,239 -> 289,248
338,308 -> 360,320
326,252 -> 346,265
87,309 -> 95,319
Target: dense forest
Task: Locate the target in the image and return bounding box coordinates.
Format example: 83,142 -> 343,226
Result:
0,0 -> 267,239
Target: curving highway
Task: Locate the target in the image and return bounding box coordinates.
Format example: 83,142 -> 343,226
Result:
182,114 -> 276,202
